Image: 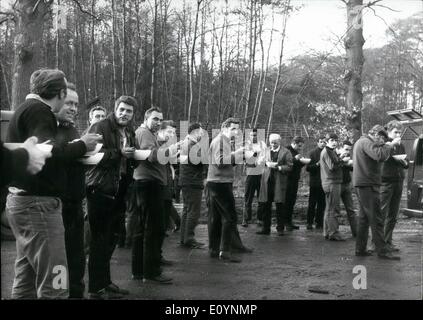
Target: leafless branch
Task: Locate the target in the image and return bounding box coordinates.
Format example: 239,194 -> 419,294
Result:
68,0 -> 102,21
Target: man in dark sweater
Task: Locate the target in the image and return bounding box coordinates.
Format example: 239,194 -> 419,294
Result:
6,69 -> 98,299
353,125 -> 401,260
285,136 -> 306,231
54,82 -> 87,298
179,122 -> 207,248
381,120 -> 409,252
207,118 -> 245,262
86,95 -> 136,298
305,136 -> 326,230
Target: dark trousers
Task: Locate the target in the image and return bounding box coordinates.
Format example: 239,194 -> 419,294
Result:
262,201 -> 285,232
306,185 -> 325,227
285,179 -> 299,226
87,191 -> 117,293
207,182 -> 237,254
181,187 -> 203,245
132,180 -> 164,278
341,183 -> 357,236
355,186 -> 388,254
62,200 -> 86,298
244,175 -> 263,221
380,181 -> 403,244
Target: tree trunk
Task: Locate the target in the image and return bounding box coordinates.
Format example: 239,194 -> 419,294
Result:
111,0 -> 118,99
11,0 -> 51,110
344,0 -> 365,142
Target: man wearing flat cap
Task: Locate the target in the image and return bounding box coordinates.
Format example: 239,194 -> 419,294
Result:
352,124 -> 401,260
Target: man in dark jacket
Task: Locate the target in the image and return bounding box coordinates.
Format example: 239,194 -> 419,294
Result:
256,134 -> 293,236
6,69 -> 98,299
285,136 -> 306,231
179,122 -> 207,248
86,95 -> 137,298
381,120 -> 409,252
54,82 -> 88,298
305,136 -> 326,230
353,125 -> 401,260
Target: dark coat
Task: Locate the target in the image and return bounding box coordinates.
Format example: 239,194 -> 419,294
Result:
86,114 -> 135,196
306,146 -> 324,188
258,146 -> 293,203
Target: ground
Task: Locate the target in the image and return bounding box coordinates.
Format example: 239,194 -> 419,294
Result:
1,193 -> 422,299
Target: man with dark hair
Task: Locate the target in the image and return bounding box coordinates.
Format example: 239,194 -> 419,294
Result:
305,136 -> 326,230
6,69 -> 99,299
179,122 -> 207,248
256,134 -> 293,236
132,106 -> 175,284
353,124 -> 401,260
207,117 -> 245,262
242,128 -> 266,227
285,136 -> 306,231
86,95 -> 137,298
53,82 -> 88,298
339,140 -> 357,237
89,106 -> 107,125
320,133 -> 345,241
381,120 -> 408,252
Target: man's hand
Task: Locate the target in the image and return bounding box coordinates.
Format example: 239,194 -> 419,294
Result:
81,133 -> 102,151
121,147 -> 135,159
22,136 -> 52,175
295,154 -> 302,161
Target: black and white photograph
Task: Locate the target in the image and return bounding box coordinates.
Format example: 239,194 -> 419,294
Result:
0,0 -> 422,307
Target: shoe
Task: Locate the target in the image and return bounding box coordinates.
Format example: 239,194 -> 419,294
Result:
256,230 -> 270,235
324,234 -> 329,240
355,250 -> 373,257
88,289 -> 107,300
173,225 -> 180,232
387,243 -> 400,252
286,225 -> 299,231
219,253 -> 242,263
306,224 -> 313,230
328,234 -> 346,241
160,257 -> 174,266
277,231 -> 284,236
183,240 -> 204,249
256,220 -> 263,227
210,250 -> 219,258
143,275 -> 173,284
241,221 -> 248,228
234,246 -> 254,253
378,252 -> 401,260
106,283 -> 129,295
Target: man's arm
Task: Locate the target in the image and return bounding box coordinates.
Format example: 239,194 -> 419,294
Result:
306,150 -> 319,173
88,121 -> 120,167
1,142 -> 28,188
363,139 -> 393,162
278,150 -> 293,173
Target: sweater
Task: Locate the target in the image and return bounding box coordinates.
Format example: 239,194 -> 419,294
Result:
381,143 -> 408,182
206,133 -> 236,183
179,138 -> 206,188
133,124 -> 167,185
7,98 -> 86,197
1,142 -> 28,189
320,146 -> 343,188
352,135 -> 393,187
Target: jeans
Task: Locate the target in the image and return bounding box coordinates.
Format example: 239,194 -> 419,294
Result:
180,187 -> 203,245
340,183 -> 357,236
380,181 -> 403,244
355,186 -> 388,254
6,194 -> 68,299
62,200 -> 85,298
323,184 -> 341,237
207,182 -> 237,254
132,180 -> 164,278
243,175 -> 263,222
306,185 -> 325,227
